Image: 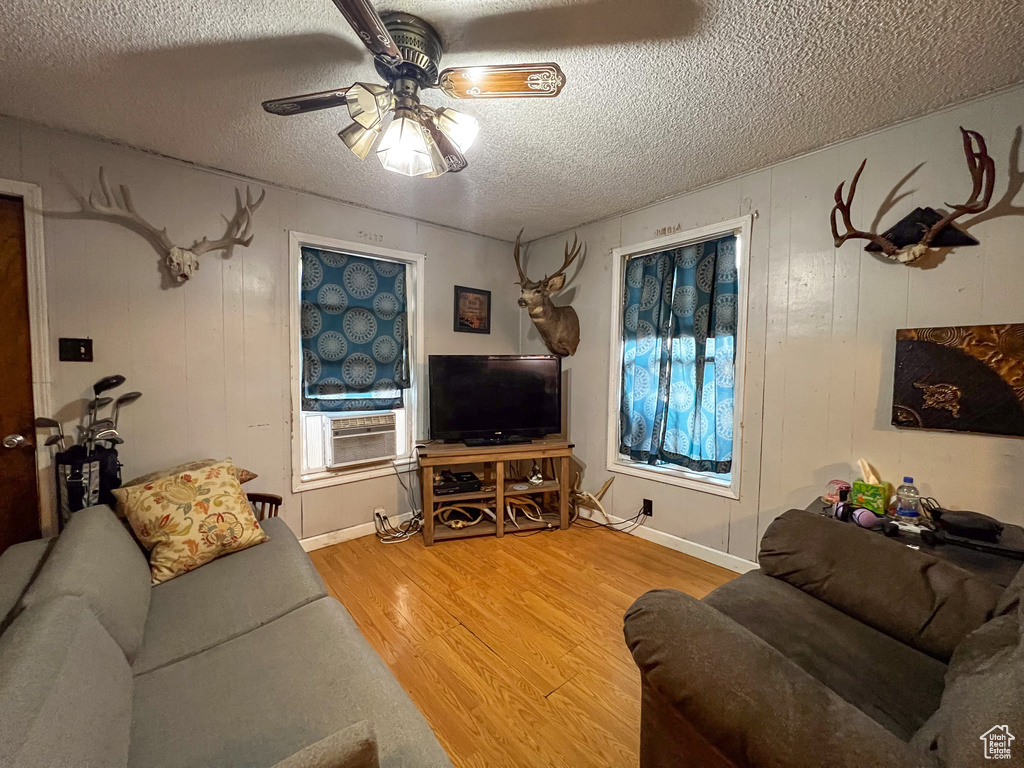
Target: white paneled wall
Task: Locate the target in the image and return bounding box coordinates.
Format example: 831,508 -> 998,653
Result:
521,85 -> 1024,562
0,118 -> 520,539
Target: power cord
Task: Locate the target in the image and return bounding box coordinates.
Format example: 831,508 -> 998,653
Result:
375,444 -> 427,544
574,504 -> 646,533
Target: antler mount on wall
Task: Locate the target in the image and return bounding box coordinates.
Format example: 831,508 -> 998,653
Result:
82,168 -> 265,282
514,231 -> 584,357
831,127 -> 994,265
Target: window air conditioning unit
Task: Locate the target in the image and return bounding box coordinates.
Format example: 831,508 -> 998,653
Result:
327,412 -> 398,469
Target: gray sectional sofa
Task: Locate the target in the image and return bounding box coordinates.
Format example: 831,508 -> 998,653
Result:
625,508 -> 1023,768
0,505 -> 453,768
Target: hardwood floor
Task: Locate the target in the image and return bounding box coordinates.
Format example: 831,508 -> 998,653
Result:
310,524 -> 735,768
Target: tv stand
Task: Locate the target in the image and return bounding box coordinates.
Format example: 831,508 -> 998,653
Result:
418,439 -> 574,546
463,435 -> 532,447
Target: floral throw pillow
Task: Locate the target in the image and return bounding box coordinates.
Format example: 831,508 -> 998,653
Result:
112,459 -> 269,584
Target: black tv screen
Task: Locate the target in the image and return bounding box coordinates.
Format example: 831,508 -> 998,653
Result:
428,355 -> 561,441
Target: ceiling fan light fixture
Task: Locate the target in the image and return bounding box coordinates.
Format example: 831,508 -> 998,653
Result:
376,112 -> 434,177
345,82 -> 394,130
435,108 -> 479,153
338,121 -> 381,160
423,130 -> 450,179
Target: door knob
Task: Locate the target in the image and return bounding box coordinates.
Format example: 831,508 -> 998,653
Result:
2,434 -> 30,449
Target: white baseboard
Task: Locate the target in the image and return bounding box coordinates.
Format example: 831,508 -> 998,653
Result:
300,512 -> 414,552
301,510 -> 756,574
605,515 -> 759,574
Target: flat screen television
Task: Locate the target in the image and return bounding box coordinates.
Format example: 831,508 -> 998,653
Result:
428,355 -> 561,443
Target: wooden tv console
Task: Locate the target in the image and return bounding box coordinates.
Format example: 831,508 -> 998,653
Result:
417,439 -> 575,546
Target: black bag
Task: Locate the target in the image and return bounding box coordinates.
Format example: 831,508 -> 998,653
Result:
54,445 -> 122,530
932,507 -> 1004,542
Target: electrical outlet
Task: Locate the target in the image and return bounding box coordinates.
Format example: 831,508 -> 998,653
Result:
642,499 -> 653,517
373,506 -> 386,518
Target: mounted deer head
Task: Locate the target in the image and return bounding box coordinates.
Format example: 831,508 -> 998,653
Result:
831,127 -> 994,265
514,229 -> 584,357
82,168 -> 266,282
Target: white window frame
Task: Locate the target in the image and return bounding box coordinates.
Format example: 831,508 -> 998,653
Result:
289,231 -> 425,493
606,215 -> 753,500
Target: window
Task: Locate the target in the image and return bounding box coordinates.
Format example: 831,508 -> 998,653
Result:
289,232 -> 424,492
606,216 -> 752,499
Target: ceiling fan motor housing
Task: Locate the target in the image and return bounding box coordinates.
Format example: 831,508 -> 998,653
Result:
375,12 -> 444,85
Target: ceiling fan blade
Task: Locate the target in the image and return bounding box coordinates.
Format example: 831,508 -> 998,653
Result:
262,88 -> 351,116
329,0 -> 403,68
437,63 -> 565,99
422,117 -> 468,173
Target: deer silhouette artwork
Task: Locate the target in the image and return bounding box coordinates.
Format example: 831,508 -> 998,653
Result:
513,230 -> 584,357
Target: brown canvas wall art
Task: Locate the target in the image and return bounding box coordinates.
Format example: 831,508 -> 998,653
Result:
893,324 -> 1024,438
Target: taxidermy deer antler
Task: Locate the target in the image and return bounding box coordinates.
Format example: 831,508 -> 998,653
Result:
514,229 -> 584,356
831,127 -> 995,265
83,167 -> 266,282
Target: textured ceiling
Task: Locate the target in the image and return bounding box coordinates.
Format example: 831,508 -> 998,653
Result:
2,0 -> 1023,241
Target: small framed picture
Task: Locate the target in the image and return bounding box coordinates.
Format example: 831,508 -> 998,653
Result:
453,285 -> 491,334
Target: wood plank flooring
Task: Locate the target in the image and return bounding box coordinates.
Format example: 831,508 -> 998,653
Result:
310,524 -> 736,768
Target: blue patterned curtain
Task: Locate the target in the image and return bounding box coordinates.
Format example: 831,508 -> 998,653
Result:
300,247 -> 409,412
619,235 -> 738,474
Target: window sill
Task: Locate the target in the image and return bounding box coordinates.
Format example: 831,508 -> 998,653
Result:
607,458 -> 739,500
294,456 -> 416,493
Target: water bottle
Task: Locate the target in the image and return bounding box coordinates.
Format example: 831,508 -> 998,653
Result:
895,477 -> 921,519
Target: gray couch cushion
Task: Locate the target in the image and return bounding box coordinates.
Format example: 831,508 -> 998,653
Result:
132,517 -> 328,674
911,597 -> 1023,765
131,597 -> 452,768
271,721 -> 379,768
624,589 -> 924,768
0,596 -> 132,767
705,571 -> 948,740
21,505 -> 151,661
0,538 -> 53,631
759,509 -> 1003,662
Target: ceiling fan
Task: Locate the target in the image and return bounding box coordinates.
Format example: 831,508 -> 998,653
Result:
262,0 -> 566,178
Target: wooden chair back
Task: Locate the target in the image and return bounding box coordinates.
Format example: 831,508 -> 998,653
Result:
247,492 -> 282,521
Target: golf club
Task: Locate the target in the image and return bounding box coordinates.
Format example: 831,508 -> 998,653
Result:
92,375 -> 126,397
93,429 -> 122,448
111,391 -> 142,429
44,434 -> 63,454
89,375 -> 126,438
91,429 -> 120,451
34,416 -> 65,445
86,397 -> 113,431
85,421 -> 116,453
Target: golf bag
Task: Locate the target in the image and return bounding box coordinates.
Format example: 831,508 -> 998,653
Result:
54,444 -> 122,530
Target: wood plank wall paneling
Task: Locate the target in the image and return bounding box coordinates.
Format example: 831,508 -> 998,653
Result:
520,85 -> 1024,562
0,117 -> 521,540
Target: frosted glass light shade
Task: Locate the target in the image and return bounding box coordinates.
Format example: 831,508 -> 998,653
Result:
435,108 -> 479,152
423,129 -> 450,178
376,115 -> 433,177
338,121 -> 381,160
345,83 -> 393,129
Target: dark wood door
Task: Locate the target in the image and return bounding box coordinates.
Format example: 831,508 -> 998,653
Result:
0,194 -> 41,553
